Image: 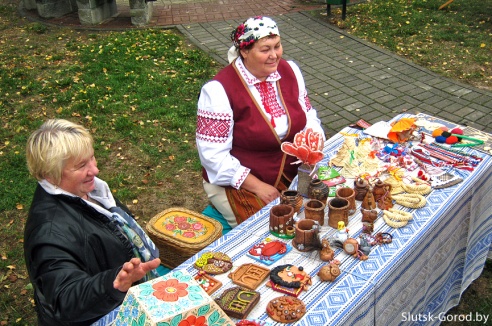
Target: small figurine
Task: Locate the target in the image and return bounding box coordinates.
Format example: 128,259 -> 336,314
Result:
362,222 -> 374,234
361,208 -> 378,234
333,221 -> 349,243
317,262 -> 341,282
358,236 -> 372,257
319,238 -> 335,262
343,238 -> 369,261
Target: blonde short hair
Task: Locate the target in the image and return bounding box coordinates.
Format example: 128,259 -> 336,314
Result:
26,119 -> 93,185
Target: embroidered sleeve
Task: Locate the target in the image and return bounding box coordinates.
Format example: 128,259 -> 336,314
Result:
196,80 -> 250,189
287,61 -> 326,141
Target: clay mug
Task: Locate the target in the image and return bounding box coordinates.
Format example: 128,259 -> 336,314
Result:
269,204 -> 295,239
335,187 -> 356,215
280,190 -> 303,214
304,199 -> 326,226
292,219 -> 320,252
327,197 -> 349,229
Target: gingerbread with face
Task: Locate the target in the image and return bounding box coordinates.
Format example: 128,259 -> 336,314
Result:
269,264 -> 312,291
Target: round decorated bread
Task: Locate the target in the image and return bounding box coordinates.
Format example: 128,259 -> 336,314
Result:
194,251 -> 232,274
266,296 -> 306,323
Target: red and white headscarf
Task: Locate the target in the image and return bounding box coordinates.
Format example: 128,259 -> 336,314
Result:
228,16 -> 280,63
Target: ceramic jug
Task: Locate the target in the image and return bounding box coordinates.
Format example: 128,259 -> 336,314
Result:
372,179 -> 392,203
354,178 -> 369,201
308,178 -> 329,202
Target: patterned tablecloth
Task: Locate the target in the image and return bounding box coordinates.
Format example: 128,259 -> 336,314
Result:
96,113 -> 492,325
174,113 -> 492,326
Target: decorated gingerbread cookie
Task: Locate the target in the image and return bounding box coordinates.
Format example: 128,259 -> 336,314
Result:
215,287 -> 260,320
194,271 -> 222,295
229,263 -> 269,290
247,238 -> 292,266
267,264 -> 312,297
266,296 -> 306,323
194,252 -> 232,274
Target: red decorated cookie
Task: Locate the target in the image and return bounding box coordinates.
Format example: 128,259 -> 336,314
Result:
266,296 -> 306,323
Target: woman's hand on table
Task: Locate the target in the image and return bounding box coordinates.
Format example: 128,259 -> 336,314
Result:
241,174 -> 280,204
113,257 -> 161,292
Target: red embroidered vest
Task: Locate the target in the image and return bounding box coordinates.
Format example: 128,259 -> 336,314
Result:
205,59 -> 307,187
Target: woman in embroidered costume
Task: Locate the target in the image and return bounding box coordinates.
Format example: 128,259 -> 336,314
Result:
196,16 -> 325,228
24,119 -> 161,325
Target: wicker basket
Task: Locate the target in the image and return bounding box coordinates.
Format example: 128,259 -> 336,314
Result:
146,207 -> 223,268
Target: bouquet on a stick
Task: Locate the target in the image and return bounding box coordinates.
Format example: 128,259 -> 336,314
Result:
281,128 -> 324,174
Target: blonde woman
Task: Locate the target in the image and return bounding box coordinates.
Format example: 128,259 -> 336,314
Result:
24,119 -> 161,325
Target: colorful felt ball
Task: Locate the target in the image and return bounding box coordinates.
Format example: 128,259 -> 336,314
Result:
435,135 -> 447,143
445,135 -> 459,144
441,131 -> 451,138
432,129 -> 444,137
451,128 -> 463,135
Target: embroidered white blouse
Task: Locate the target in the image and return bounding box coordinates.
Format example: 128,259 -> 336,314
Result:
196,57 -> 325,189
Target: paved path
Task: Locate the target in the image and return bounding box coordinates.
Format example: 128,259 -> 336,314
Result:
21,0 -> 492,137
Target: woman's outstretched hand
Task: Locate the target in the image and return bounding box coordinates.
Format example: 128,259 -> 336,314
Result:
113,257 -> 161,292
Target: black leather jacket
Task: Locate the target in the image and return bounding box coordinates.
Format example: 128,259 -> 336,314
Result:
24,184 -> 136,326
